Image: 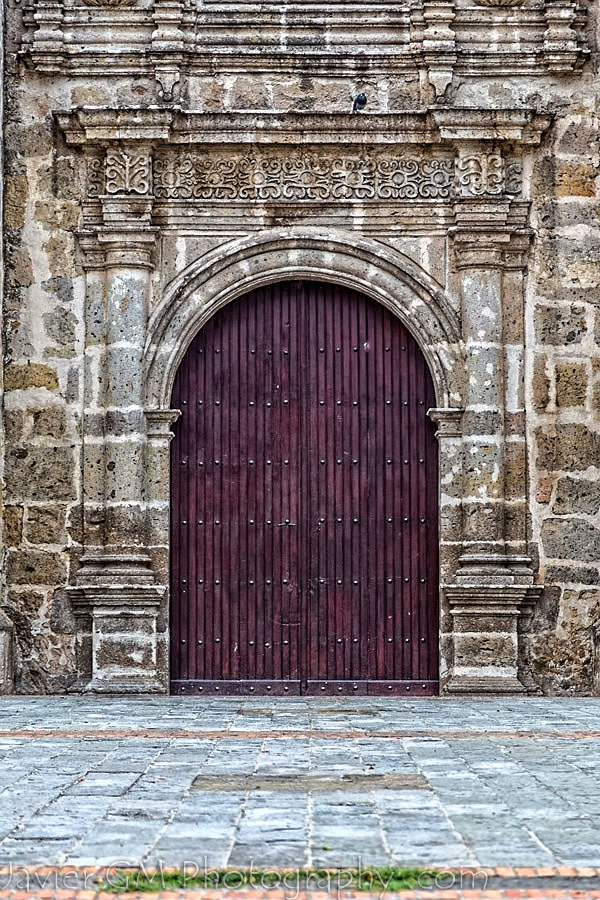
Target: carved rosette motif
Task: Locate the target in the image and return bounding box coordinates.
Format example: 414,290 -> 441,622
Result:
105,150 -> 152,195
153,153 -> 455,202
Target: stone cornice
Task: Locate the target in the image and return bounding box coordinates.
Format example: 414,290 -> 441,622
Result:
55,107 -> 552,148
25,0 -> 589,79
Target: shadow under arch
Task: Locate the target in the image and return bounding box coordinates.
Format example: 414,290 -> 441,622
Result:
144,228 -> 463,410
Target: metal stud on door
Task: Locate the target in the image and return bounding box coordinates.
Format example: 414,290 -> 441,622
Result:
170,281 -> 439,695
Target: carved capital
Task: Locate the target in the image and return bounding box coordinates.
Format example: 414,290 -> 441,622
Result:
145,409 -> 181,441
77,231 -> 106,270
427,407 -> 464,438
96,227 -> 159,269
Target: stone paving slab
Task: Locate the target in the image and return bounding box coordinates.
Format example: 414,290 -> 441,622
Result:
0,699 -> 600,869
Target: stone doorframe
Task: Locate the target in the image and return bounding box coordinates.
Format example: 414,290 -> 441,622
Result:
58,106 -> 547,694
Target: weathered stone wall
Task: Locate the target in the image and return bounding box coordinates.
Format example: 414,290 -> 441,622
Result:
1,0 -> 598,694
524,2 -> 600,693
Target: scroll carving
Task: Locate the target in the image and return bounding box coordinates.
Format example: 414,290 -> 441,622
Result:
455,154 -> 504,196
105,150 -> 152,195
86,156 -> 104,198
153,153 -> 455,202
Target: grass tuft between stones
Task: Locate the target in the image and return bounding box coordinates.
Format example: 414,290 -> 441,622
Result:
102,866 -> 439,893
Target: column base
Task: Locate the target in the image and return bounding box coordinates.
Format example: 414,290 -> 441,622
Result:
444,557 -> 542,697
443,674 -> 527,695
68,553 -> 167,694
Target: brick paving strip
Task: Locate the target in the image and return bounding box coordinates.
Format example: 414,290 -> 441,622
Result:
2,730 -> 600,741
0,868 -> 600,899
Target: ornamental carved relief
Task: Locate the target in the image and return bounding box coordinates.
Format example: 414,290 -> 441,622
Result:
84,150 -> 522,205
470,0 -> 521,5
86,156 -> 104,198
455,153 -> 504,197
80,0 -> 138,6
153,153 -> 455,202
105,150 -> 152,195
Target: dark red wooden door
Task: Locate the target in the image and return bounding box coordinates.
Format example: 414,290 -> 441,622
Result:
170,281 -> 438,696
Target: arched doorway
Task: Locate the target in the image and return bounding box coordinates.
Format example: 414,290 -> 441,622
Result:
170,280 -> 438,695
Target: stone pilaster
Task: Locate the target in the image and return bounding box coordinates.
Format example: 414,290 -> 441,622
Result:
0,613 -> 15,695
68,147 -> 167,692
444,186 -> 541,694
428,408 -> 464,684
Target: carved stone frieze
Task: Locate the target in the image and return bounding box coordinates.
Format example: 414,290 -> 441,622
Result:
80,0 -> 138,6
470,0 -> 520,6
153,152 -> 455,202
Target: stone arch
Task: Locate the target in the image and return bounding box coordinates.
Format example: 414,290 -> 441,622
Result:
144,228 -> 463,411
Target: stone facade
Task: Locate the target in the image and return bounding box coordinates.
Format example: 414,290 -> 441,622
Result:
0,0 -> 597,695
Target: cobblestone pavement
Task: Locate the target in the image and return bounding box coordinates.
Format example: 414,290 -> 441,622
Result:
0,697 -> 600,872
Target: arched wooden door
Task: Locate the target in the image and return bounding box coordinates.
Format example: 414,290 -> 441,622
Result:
170,280 -> 439,695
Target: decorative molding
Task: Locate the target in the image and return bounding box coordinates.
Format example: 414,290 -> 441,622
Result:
25,0 -> 588,77
153,152 -> 455,203
56,108 -> 553,149
105,149 -> 152,195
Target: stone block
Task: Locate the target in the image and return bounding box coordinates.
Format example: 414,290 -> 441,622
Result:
534,305 -> 587,345
7,549 -> 67,585
229,76 -> 271,110
5,363 -> 58,392
536,475 -> 555,504
5,446 -> 76,501
30,406 -> 69,439
4,174 -> 28,229
95,637 -> 155,672
545,565 -> 600,586
461,501 -> 504,542
535,424 -> 600,471
552,477 -> 600,516
504,501 -> 527,547
3,505 -> 23,546
532,354 -> 550,410
453,614 -> 516,633
4,588 -> 48,648
42,306 -> 78,359
462,442 -> 503,500
541,518 -> 600,563
25,505 -> 68,544
555,162 -> 597,198
555,362 -> 587,407
453,633 -> 517,667
3,409 -> 25,440
504,441 -> 526,501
